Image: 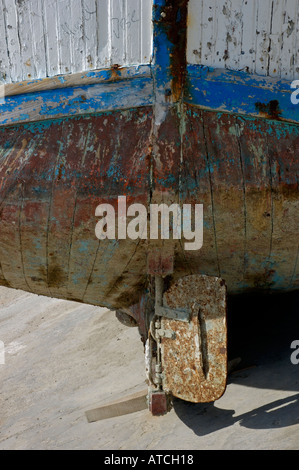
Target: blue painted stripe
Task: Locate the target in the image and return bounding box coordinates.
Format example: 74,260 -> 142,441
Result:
0,75 -> 154,127
1,60 -> 299,126
185,65 -> 299,123
152,0 -> 174,99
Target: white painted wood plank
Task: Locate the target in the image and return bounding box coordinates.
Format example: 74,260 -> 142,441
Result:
213,0 -> 235,70
57,0 -> 72,74
28,0 -> 47,80
200,0 -> 217,67
43,0 -> 60,77
186,0 -> 203,64
253,0 -> 272,76
17,0 -> 36,79
187,0 -> 299,80
82,0 -> 98,70
0,0 -> 153,83
96,0 -> 111,67
294,0 -> 299,79
140,0 -> 152,63
69,0 -> 85,73
110,0 -> 126,65
0,5 -> 11,83
2,0 -> 23,82
268,0 -> 284,78
125,0 -> 141,64
238,0 -> 258,74
280,0 -> 298,80
225,0 -> 243,71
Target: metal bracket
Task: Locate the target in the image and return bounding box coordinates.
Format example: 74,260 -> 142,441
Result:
155,305 -> 191,323
154,276 -> 190,323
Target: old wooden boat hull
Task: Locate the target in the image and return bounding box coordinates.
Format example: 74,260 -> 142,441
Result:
0,103 -> 298,310
0,0 -> 299,411
0,0 -> 298,311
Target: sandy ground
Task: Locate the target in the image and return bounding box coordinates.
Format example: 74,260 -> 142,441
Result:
0,286 -> 298,450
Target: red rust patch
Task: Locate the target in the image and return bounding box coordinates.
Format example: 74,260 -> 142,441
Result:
161,275 -> 227,403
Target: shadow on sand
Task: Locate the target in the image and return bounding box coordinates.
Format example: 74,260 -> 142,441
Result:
173,291 -> 299,436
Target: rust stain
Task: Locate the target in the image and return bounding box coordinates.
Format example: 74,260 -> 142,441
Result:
255,100 -> 282,120
161,275 -> 227,403
110,64 -> 122,81
155,0 -> 189,101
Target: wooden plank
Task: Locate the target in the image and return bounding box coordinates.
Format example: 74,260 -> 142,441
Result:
213,0 -> 231,70
185,65 -> 299,123
0,0 -> 153,84
43,0 -> 60,77
280,0 -> 298,81
200,0 -> 217,67
187,0 -> 299,80
96,0 -> 110,68
180,106 -> 220,278
236,116 -> 273,287
140,0 -> 152,63
225,0 -> 244,71
57,0 -> 72,74
238,0 -> 258,74
69,0 -> 85,74
266,119 -> 299,288
208,0 -> 244,71
186,0 -> 203,65
110,0 -> 126,65
0,186 -> 31,291
0,126 -> 34,290
202,112 -> 246,285
30,0 -> 47,80
0,73 -> 154,127
16,0 -> 36,80
125,0 -> 142,64
0,5 -> 11,83
2,0 -> 23,82
85,390 -> 148,423
3,64 -> 151,97
268,0 -> 284,78
254,0 -> 273,76
82,0 -> 98,70
295,0 -> 299,81
46,120 -> 84,300
81,107 -> 152,307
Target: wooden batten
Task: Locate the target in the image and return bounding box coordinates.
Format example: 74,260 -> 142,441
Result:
2,65 -> 152,98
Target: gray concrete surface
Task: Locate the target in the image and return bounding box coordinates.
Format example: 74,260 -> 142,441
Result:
0,286 -> 298,450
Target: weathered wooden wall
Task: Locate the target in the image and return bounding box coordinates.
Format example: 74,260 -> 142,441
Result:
0,0 -> 152,84
187,0 -> 299,81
